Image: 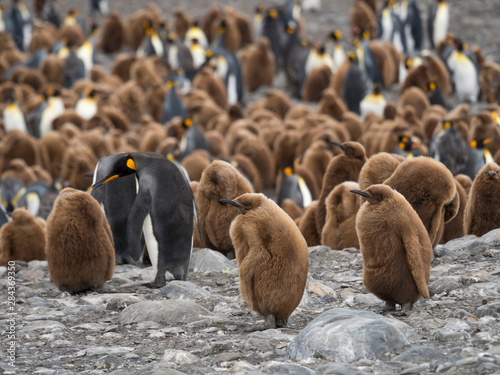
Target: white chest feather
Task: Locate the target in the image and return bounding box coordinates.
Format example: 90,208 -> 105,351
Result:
449,52 -> 478,102
298,176 -> 312,208
190,45 -> 206,69
142,214 -> 159,273
75,98 -> 97,120
3,105 -> 27,133
168,45 -> 179,70
77,41 -> 93,73
380,10 -> 393,42
360,94 -> 387,119
433,4 -> 449,46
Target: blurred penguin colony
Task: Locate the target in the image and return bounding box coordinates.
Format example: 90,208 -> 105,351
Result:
1,0 -> 500,315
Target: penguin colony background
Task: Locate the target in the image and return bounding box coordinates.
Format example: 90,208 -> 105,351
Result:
1,0 -> 500,323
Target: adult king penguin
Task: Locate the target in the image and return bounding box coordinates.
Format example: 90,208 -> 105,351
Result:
92,152 -> 196,287
428,0 -> 449,50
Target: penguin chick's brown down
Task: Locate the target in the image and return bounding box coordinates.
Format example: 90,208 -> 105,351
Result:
352,184 -> 432,311
220,193 -> 309,329
316,141 -> 366,236
464,162 -> 500,237
382,157 -> 458,247
46,188 -> 115,294
196,160 -> 253,255
0,209 -> 46,266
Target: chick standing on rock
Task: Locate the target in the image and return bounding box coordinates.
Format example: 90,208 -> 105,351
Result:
220,193 -> 308,329
352,184 -> 432,313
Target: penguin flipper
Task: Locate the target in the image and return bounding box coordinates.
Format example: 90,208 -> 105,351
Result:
401,233 -> 430,299
127,190 -> 152,261
443,189 -> 460,223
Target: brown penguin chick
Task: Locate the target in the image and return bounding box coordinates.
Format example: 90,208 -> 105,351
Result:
233,136 -> 275,189
173,9 -> 191,41
479,61 -> 500,103
79,128 -> 114,159
362,0 -> 377,13
440,180 -> 467,244
101,107 -> 131,132
341,112 -> 364,142
29,24 -> 57,54
470,111 -> 500,157
464,163 -> 500,237
316,141 -> 366,235
109,81 -> 144,123
227,8 -> 253,46
40,54 -> 64,86
399,87 -> 430,118
231,153 -> 263,193
40,131 -> 68,178
180,150 -> 211,182
253,89 -> 291,120
52,110 -> 86,131
302,65 -> 333,103
298,200 -> 321,246
353,184 -> 432,311
220,193 -> 308,329
383,157 -> 458,247
130,58 -> 162,91
0,209 -> 46,266
60,23 -> 85,47
302,140 -> 335,190
281,198 -> 304,221
0,130 -> 48,171
192,67 -> 228,109
273,130 -> 300,177
46,188 -> 115,293
138,124 -> 166,152
110,53 -> 137,82
455,174 -> 473,196
99,12 -> 126,53
295,163 -> 320,201
31,165 -> 53,185
368,40 -> 397,87
317,88 -> 348,121
358,152 -> 402,190
240,37 -> 275,92
125,5 -> 162,50
205,130 -> 228,158
400,64 -> 430,95
423,52 -> 451,96
350,0 -> 377,38
59,141 -> 96,190
321,181 -> 362,250
196,160 -> 253,254
10,67 -> 47,93
1,159 -> 37,185
210,15 -> 241,53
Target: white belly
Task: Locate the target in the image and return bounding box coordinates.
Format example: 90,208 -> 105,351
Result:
453,61 -> 479,102
433,5 -> 449,46
143,214 -> 159,273
3,107 -> 27,133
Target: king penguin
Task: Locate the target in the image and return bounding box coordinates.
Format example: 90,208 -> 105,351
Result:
62,42 -> 85,88
344,51 -> 370,115
31,88 -> 65,139
447,39 -> 480,103
276,160 -> 313,209
162,76 -> 187,124
378,0 -> 407,54
394,0 -> 422,55
177,118 -> 210,161
92,152 -> 196,287
360,83 -> 387,119
428,0 -> 449,49
137,19 -> 164,58
184,21 -> 209,49
6,0 -> 32,52
428,120 -> 468,176
75,88 -> 99,121
327,30 -> 346,72
3,91 -> 28,134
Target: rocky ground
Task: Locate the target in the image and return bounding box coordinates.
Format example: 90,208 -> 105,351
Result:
1,229 -> 500,374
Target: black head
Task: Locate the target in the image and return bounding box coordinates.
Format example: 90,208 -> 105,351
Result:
92,154 -> 138,190
470,138 -> 494,149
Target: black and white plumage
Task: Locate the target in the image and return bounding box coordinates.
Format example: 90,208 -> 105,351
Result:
428,0 -> 449,49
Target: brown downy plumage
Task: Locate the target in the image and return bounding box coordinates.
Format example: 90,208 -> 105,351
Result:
316,141 -> 366,235
400,86 -> 430,118
60,23 -> 85,47
99,13 -> 126,53
464,163 -> 500,237
192,67 -> 228,109
455,174 -> 473,196
59,140 -> 96,190
0,209 -> 46,266
222,193 -> 308,328
230,153 -> 263,193
1,158 -> 37,185
281,198 -> 304,221
180,150 -> 211,182
368,40 -> 397,87
125,5 -> 162,50
302,65 -> 332,102
383,157 -> 459,247
423,52 -> 451,96
40,131 -> 68,178
196,160 -> 253,255
46,188 -> 114,293
317,88 -> 348,121
0,130 -> 49,171
298,200 -> 321,246
109,81 -> 144,123
110,53 -> 137,82
353,184 -> 432,310
358,152 -> 402,190
342,112 -> 364,142
400,64 -> 430,95
440,179 -> 467,244
321,181 -> 362,250
52,110 -> 86,130
240,37 -> 275,92
173,9 -> 191,41
479,61 -> 500,103
302,140 -> 335,190
350,0 -> 378,38
233,135 -> 275,189
40,54 -> 64,86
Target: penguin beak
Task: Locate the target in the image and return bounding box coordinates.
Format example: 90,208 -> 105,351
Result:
330,141 -> 345,151
218,199 -> 242,208
350,190 -> 370,198
92,175 -> 119,190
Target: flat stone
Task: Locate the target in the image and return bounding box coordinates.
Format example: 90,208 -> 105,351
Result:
20,320 -> 66,333
314,362 -> 367,375
80,293 -> 145,306
480,229 -> 500,247
189,248 -> 237,273
83,346 -> 134,356
261,361 -> 315,374
160,280 -> 211,300
394,346 -> 447,363
307,281 -> 337,298
72,323 -> 109,331
95,355 -> 126,370
428,277 -> 463,296
119,300 -> 215,325
27,260 -> 48,270
27,297 -> 56,308
476,302 -> 500,318
437,319 -> 472,342
438,236 -> 487,259
161,349 -> 199,365
287,308 -> 411,362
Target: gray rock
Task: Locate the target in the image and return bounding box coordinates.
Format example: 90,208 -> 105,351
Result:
120,300 -> 214,325
314,363 -> 366,375
80,293 -> 144,306
394,346 -> 447,363
476,302 -> 500,318
438,236 -> 487,259
94,355 -> 125,370
81,346 -> 134,356
150,365 -> 188,375
20,320 -> 66,333
162,349 -> 199,365
27,260 -> 48,270
436,319 -> 472,341
27,297 -> 56,308
261,361 -> 315,374
428,277 -> 463,296
480,229 -> 500,247
161,280 -> 211,300
0,266 -> 6,277
189,248 -> 237,273
287,308 -> 411,362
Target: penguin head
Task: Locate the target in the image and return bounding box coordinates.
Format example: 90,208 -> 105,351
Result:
182,118 -> 193,129
470,137 -> 494,150
143,19 -> 154,35
398,136 -> 419,153
330,141 -> 365,159
285,20 -> 297,35
442,119 -> 455,130
454,38 -> 466,52
168,32 -> 178,43
404,56 -> 413,69
5,90 -> 16,105
479,163 -> 500,181
68,8 -> 79,17
267,8 -> 279,20
371,83 -> 382,95
217,19 -> 227,35
347,50 -> 357,62
350,184 -> 394,205
219,193 -> 267,214
91,154 -> 138,190
329,30 -> 342,42
428,81 -> 437,92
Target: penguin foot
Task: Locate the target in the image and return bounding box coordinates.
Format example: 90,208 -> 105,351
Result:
242,315 -> 277,333
275,319 -> 288,328
143,280 -> 166,289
